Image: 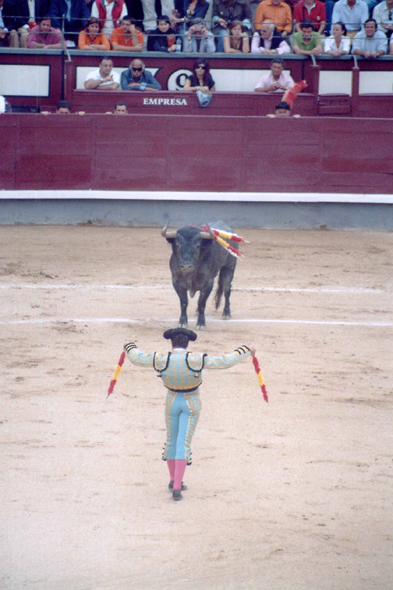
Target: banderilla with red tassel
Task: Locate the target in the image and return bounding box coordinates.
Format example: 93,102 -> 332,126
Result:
252,354 -> 269,403
107,351 -> 126,399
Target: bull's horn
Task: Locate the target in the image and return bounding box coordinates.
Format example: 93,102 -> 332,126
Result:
161,223 -> 177,239
200,223 -> 215,240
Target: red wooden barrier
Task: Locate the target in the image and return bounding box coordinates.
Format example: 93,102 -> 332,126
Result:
1,114 -> 393,193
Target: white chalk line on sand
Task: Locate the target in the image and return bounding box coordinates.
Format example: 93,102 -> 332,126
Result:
0,283 -> 387,294
1,317 -> 392,327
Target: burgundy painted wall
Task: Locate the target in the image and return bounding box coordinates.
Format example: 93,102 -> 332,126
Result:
1,114 -> 393,194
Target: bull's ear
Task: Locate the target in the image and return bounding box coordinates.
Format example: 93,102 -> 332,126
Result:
166,237 -> 175,244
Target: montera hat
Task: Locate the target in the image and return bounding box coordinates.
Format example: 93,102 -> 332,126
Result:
163,328 -> 197,342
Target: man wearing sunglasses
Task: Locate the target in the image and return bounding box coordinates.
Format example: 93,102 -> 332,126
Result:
120,58 -> 162,91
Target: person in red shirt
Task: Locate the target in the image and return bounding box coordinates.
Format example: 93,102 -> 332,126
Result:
293,0 -> 326,34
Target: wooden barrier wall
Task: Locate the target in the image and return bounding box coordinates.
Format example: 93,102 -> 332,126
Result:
2,114 -> 393,194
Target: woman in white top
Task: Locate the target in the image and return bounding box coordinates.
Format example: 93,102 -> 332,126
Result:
323,22 -> 351,56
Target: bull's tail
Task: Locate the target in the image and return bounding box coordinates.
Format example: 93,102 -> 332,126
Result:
214,273 -> 224,310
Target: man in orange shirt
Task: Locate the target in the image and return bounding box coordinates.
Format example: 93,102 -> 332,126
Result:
110,15 -> 144,51
254,0 -> 292,37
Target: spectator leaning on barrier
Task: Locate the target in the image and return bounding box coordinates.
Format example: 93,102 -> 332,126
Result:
212,0 -> 252,53
110,15 -> 143,50
106,101 -> 129,113
254,0 -> 292,39
78,16 -> 110,49
84,57 -> 120,89
114,101 -> 128,113
41,100 -> 85,114
49,0 -> 90,46
323,21 -> 350,55
293,0 -> 326,35
251,19 -> 291,53
223,20 -> 250,52
120,59 -> 162,91
267,100 -> 301,117
292,19 -> 323,56
373,0 -> 393,42
91,0 -> 127,37
331,0 -> 368,42
27,15 -> 64,48
147,14 -> 177,51
352,17 -> 387,57
184,17 -> 216,52
254,57 -> 295,92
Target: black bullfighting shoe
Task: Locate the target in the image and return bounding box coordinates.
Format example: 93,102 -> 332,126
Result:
168,481 -> 187,491
172,489 -> 182,501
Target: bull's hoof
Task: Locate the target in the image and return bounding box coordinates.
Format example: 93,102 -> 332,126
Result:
222,314 -> 231,320
196,324 -> 206,330
178,322 -> 188,328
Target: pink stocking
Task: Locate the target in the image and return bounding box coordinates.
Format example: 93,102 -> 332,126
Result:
173,459 -> 187,491
167,459 -> 176,481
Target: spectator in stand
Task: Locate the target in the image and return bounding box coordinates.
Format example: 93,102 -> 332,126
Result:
331,0 -> 368,42
172,0 -> 209,30
323,21 -> 350,55
352,17 -> 387,56
27,15 -> 64,47
184,17 -> 215,52
78,16 -> 110,48
91,0 -> 127,38
84,57 -> 120,89
223,19 -> 250,52
254,0 -> 292,40
120,58 -> 162,90
251,19 -> 290,53
254,57 -> 294,92
0,0 -> 18,46
373,0 -> 393,42
49,0 -> 89,46
110,15 -> 143,50
292,19 -> 323,55
390,35 -> 393,51
147,14 -> 177,51
212,0 -> 251,53
1,0 -> 50,48
183,58 -> 216,93
293,0 -> 326,35
139,0 -> 174,33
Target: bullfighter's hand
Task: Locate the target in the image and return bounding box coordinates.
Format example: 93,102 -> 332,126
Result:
250,347 -> 256,357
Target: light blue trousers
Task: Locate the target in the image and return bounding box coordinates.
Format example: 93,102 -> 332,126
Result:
164,390 -> 202,461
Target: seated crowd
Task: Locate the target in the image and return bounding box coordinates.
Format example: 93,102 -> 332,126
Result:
1,0 -> 393,55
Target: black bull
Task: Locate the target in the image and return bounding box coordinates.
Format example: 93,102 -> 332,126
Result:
162,222 -> 238,329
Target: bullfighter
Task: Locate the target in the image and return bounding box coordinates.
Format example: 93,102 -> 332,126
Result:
124,328 -> 254,501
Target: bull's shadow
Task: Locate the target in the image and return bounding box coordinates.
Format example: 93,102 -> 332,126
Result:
161,221 -> 239,330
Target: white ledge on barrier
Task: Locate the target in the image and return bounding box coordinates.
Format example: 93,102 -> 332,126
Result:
0,191 -> 393,204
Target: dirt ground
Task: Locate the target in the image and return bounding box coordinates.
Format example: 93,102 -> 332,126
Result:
0,226 -> 392,590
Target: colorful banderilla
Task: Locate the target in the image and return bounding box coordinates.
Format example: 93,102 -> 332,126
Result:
107,351 -> 126,398
252,355 -> 268,403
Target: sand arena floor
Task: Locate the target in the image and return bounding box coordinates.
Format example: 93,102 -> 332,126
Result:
0,226 -> 392,590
